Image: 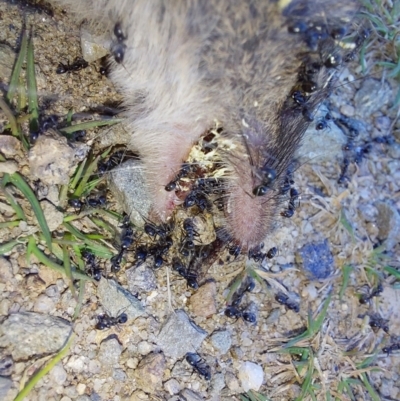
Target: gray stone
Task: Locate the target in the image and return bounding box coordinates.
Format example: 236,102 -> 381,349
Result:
210,373 -> 225,396
298,105 -> 346,162
77,396 -> 91,401
297,239 -> 334,279
354,78 -> 392,117
179,389 -> 203,401
375,201 -> 400,250
0,312 -> 72,360
29,129 -> 89,185
40,200 -> 64,231
97,278 -> 145,321
126,264 -> 157,293
156,310 -> 207,359
134,352 -> 165,394
45,284 -> 61,300
112,368 -> 127,381
80,27 -> 109,62
0,257 -> 13,283
107,159 -> 151,227
0,355 -> 13,376
0,161 -> 18,174
50,364 -> 67,385
0,136 -> 22,158
0,44 -> 15,82
210,330 -> 231,355
33,294 -> 55,313
98,338 -> 122,367
164,378 -> 181,395
0,376 -> 13,400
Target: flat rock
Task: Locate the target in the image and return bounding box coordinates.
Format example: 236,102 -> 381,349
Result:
0,44 -> 15,82
0,376 -> 13,400
40,200 -> 64,231
0,161 -> 18,174
98,338 -> 122,367
179,389 -> 203,401
190,281 -> 217,317
107,159 -> 151,227
0,312 -> 72,360
156,310 -> 207,359
375,201 -> 400,250
125,263 -> 157,293
134,352 -> 165,394
97,278 -> 145,320
210,330 -> 232,355
354,78 -> 392,117
299,105 -> 346,162
0,136 -> 22,157
296,239 -> 334,279
80,27 -> 109,62
29,129 -> 89,185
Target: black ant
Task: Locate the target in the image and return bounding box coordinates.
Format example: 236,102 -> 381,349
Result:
86,195 -> 107,208
383,342 -> 400,355
112,22 -> 127,64
135,245 -> 148,265
315,113 -> 332,130
110,250 -> 124,272
95,311 -> 128,330
248,244 -> 277,262
230,276 -> 255,307
56,57 -> 88,74
275,292 -> 300,313
358,282 -> 383,304
224,306 -> 257,324
185,353 -> 211,380
281,187 -> 299,218
228,244 -> 241,260
368,313 -> 389,333
253,166 -> 277,196
172,257 -> 198,289
82,250 -> 102,281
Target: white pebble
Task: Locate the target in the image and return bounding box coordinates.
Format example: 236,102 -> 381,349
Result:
238,361 -> 264,392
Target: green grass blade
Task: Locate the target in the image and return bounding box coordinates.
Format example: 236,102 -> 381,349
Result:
58,118 -> 124,134
359,373 -> 380,401
17,76 -> 27,113
28,238 -> 92,281
0,96 -> 20,137
294,354 -> 314,401
309,293 -> 332,335
339,265 -> 353,300
73,155 -> 101,197
62,241 -> 76,298
6,30 -> 28,103
0,239 -> 23,255
26,34 -> 39,133
7,172 -> 52,250
63,222 -> 114,258
73,279 -> 86,320
0,183 -> 26,221
69,158 -> 87,191
13,334 -> 75,401
0,220 -> 21,229
384,265 -> 400,279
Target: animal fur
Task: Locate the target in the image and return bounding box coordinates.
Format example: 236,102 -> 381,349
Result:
48,0 -> 362,249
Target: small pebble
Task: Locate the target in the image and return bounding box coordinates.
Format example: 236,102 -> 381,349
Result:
134,352 -> 166,394
98,338 -> 122,367
164,378 -> 181,395
190,281 -> 217,317
210,330 -> 232,355
238,361 -> 264,392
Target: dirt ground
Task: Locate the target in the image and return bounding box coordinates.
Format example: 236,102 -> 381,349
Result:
0,1 -> 399,401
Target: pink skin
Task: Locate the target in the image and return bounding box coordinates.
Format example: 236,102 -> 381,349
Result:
130,124 -> 209,221
224,162 -> 279,250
